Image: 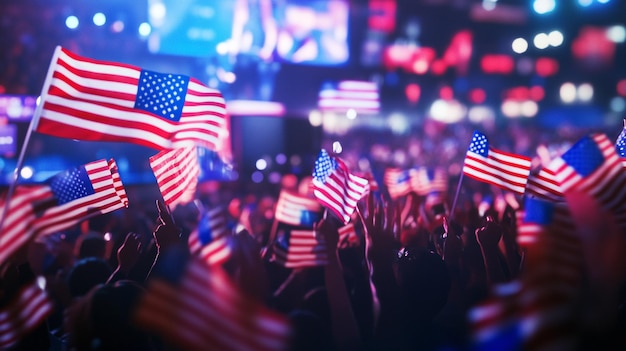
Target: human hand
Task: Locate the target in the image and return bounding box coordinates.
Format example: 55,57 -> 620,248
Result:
117,232 -> 141,273
152,199 -> 181,251
475,216 -> 501,249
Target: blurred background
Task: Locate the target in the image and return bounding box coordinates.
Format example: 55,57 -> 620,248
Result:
0,0 -> 625,196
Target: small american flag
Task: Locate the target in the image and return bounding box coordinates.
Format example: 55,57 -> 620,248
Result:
272,229 -> 328,268
108,159 -> 128,207
550,133 -> 626,226
34,46 -> 229,155
149,146 -> 200,209
338,223 -> 359,249
318,80 -> 380,115
462,131 -> 532,194
312,150 -> 369,224
188,207 -> 231,266
0,159 -> 128,263
383,168 -> 412,199
410,167 -> 448,196
135,249 -> 290,351
275,190 -> 321,228
0,282 -> 54,349
615,119 -> 626,168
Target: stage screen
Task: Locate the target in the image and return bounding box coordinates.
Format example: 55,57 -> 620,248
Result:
148,0 -> 350,66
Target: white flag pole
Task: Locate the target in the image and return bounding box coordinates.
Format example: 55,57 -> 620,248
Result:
0,46 -> 61,238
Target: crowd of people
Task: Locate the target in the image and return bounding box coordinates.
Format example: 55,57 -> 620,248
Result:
1,135 -> 625,351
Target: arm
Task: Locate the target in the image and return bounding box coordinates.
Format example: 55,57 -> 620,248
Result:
107,232 -> 141,284
317,215 -> 362,351
146,200 -> 183,280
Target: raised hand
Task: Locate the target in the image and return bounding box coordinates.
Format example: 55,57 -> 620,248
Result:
475,215 -> 501,250
153,199 -> 181,251
116,232 -> 142,273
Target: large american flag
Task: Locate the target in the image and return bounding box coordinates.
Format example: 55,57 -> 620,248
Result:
615,119 -> 626,168
0,159 -> 128,263
149,146 -> 200,209
550,133 -> 626,226
312,149 -> 369,224
274,190 -> 321,228
135,249 -> 290,351
317,80 -> 380,115
0,282 -> 54,349
272,229 -> 328,268
34,46 -> 229,154
513,197 -> 583,351
462,131 -> 532,194
188,207 -> 232,266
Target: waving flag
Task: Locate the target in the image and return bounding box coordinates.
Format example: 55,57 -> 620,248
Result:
0,159 -> 128,263
383,168 -> 412,199
462,131 -> 532,194
338,223 -> 359,249
411,167 -> 448,196
108,159 -> 128,207
514,197 -> 583,351
615,119 -> 626,168
318,80 -> 380,115
275,190 -> 321,228
312,149 -> 369,223
188,207 -> 231,266
34,46 -> 229,154
0,282 -> 54,349
550,133 -> 626,226
525,167 -> 563,202
149,146 -> 200,208
135,249 -> 290,351
273,229 -> 328,268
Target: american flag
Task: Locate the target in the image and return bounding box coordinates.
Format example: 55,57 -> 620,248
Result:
188,207 -> 232,266
338,223 -> 359,249
149,146 -> 200,209
0,159 -> 128,263
550,133 -> 626,226
410,167 -> 448,196
274,190 -> 321,228
272,229 -> 328,268
514,198 -> 583,351
312,150 -> 369,224
135,249 -> 290,351
383,168 -> 412,199
34,46 -> 229,155
615,119 -> 626,168
462,131 -> 532,194
108,159 -> 128,207
468,281 -> 524,351
525,167 -> 563,202
0,282 -> 54,349
317,80 -> 380,115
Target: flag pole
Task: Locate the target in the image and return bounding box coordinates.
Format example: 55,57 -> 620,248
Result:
0,46 -> 61,238
448,171 -> 465,222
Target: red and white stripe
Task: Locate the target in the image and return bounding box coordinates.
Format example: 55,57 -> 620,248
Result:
149,146 -> 200,208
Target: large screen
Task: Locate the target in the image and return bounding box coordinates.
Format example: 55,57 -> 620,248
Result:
148,0 -> 350,66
